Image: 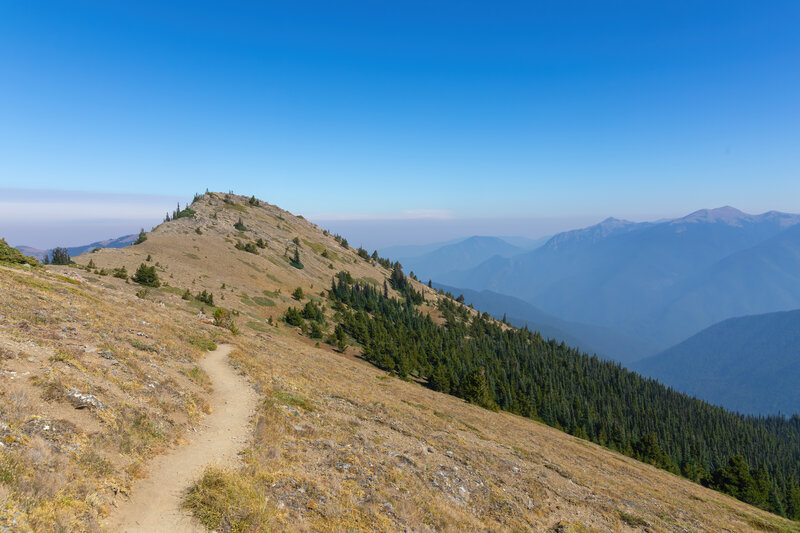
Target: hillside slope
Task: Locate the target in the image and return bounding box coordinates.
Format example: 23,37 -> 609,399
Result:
1,193 -> 798,532
634,309 -> 800,415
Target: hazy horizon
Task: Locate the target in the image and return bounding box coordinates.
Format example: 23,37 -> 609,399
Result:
4,187 -> 796,251
2,2 -> 799,247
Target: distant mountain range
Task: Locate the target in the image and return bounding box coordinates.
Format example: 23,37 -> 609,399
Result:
440,207 -> 800,353
434,283 -> 657,364
633,309 -> 800,415
380,235 -> 548,283
16,234 -> 137,260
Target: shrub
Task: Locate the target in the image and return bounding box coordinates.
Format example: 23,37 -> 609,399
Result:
213,308 -> 238,333
234,217 -> 247,231
132,263 -> 160,287
292,287 -> 304,300
248,195 -> 260,206
0,239 -> 39,266
112,266 -> 128,279
182,289 -> 192,300
235,241 -> 258,254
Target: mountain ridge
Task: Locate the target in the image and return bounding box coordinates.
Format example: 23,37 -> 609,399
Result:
634,308 -> 800,415
1,193 -> 799,530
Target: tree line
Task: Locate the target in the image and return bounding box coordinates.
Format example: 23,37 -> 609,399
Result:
328,269 -> 800,519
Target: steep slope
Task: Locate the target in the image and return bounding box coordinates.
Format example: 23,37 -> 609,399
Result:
445,207 -> 800,350
434,283 -> 657,363
634,309 -> 800,415
1,193 -> 799,531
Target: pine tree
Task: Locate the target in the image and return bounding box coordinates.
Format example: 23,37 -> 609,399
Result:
51,247 -> 71,265
131,263 -> 160,287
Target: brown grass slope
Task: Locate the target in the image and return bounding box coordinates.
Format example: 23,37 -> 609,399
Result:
1,191 -> 797,532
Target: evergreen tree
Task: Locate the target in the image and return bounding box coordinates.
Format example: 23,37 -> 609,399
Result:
51,247 -> 71,265
131,263 -> 160,287
134,229 -> 147,245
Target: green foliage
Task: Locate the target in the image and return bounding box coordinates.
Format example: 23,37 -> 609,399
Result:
290,245 -> 303,269
134,228 -> 147,245
196,290 -> 214,305
235,240 -> 258,254
356,247 -> 371,261
333,234 -> 349,248
459,368 -> 498,410
248,195 -> 260,206
255,238 -> 267,248
388,265 -> 424,304
309,321 -> 324,339
51,247 -> 71,265
234,217 -> 247,231
132,263 -> 160,287
112,266 -> 128,279
300,301 -> 324,323
284,307 -> 304,327
189,337 -> 218,351
213,307 -> 238,334
0,238 -> 38,266
168,203 -> 196,221
292,287 -> 305,300
328,270 -> 800,518
331,324 -> 348,352
182,289 -> 192,300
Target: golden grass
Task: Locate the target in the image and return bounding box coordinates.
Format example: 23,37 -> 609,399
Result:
3,193 -> 798,532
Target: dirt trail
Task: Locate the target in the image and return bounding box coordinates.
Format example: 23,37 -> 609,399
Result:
105,344 -> 257,532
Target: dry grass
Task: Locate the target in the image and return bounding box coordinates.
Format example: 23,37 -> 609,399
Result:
2,193 -> 799,532
0,263 -> 218,530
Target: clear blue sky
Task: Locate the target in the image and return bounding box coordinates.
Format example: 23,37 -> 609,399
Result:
1,1 -> 799,248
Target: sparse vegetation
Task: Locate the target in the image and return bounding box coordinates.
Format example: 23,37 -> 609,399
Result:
197,290 -> 214,305
112,266 -> 128,279
134,228 -> 148,245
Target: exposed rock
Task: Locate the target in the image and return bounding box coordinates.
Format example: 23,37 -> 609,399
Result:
65,388 -> 106,410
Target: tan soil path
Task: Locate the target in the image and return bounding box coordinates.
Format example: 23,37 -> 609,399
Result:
105,344 -> 257,532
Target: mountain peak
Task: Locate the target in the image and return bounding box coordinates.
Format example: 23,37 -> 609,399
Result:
675,206 -> 749,225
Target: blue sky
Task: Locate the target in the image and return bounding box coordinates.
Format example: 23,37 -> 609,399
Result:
1,1 -> 799,248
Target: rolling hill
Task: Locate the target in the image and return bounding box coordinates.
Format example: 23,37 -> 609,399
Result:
1,193 -> 798,531
634,309 -> 800,415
